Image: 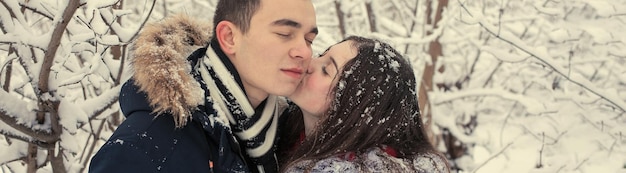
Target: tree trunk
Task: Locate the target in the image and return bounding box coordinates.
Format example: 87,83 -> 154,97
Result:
422,1 -> 470,169
334,1 -> 346,39
36,1 -> 81,172
365,2 -> 377,33
420,0 -> 448,148
26,144 -> 37,173
48,147 -> 67,173
110,1 -> 123,61
110,0 -> 125,126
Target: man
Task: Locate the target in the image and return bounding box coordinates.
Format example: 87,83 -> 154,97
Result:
89,0 -> 318,172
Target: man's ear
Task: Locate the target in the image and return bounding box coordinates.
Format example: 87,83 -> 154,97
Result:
215,21 -> 238,55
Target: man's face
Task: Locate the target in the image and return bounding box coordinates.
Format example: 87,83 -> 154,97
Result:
231,0 -> 317,102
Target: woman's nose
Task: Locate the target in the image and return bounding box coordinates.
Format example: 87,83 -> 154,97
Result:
306,64 -> 314,74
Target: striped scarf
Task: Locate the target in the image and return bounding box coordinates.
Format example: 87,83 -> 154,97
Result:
197,44 -> 284,173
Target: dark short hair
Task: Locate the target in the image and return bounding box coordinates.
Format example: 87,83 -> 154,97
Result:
212,0 -> 261,37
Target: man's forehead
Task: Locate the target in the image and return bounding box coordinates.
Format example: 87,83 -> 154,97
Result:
254,0 -> 317,31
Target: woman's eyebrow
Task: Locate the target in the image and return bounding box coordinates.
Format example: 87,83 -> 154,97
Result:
330,57 -> 339,72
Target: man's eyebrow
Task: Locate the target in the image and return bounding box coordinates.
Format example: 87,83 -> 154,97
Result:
272,19 -> 319,35
272,19 -> 301,28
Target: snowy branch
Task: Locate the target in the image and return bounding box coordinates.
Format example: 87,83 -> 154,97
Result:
430,88 -> 548,114
17,2 -> 54,20
82,85 -> 121,119
458,0 -> 626,112
0,89 -> 41,143
0,93 -> 58,145
0,34 -> 48,50
38,0 -> 81,94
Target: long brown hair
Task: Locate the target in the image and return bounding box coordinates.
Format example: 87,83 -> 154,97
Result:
279,36 -> 445,172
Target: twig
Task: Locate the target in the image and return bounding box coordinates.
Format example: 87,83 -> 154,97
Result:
121,0 -> 157,42
79,119 -> 106,173
471,141 -> 514,173
537,132 -> 545,168
573,157 -> 590,171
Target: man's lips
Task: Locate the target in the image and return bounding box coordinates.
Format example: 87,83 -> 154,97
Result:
282,68 -> 304,78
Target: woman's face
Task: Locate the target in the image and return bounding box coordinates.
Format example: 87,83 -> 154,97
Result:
288,41 -> 358,117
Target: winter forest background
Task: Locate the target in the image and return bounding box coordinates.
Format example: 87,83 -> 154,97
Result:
0,0 -> 625,172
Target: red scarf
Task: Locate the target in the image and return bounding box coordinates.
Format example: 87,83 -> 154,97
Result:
341,145 -> 398,161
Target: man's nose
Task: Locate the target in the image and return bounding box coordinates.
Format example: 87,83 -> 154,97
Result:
289,39 -> 312,60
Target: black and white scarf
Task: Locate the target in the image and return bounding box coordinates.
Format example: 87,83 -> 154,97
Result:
197,44 -> 285,173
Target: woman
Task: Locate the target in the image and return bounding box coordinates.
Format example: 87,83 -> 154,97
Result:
278,36 -> 450,172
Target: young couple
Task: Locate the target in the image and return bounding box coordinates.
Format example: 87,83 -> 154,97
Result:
89,0 -> 448,172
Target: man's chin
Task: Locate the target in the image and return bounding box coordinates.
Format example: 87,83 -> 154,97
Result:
269,88 -> 296,97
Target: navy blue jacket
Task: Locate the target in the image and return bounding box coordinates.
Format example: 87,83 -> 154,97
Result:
89,47 -> 249,173
90,15 -> 283,173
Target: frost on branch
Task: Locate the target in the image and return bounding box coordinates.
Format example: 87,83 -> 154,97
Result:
0,0 -> 155,172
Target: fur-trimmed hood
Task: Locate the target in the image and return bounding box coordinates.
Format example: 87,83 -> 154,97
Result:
130,14 -> 212,127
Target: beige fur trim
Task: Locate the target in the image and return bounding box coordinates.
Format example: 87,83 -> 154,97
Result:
130,14 -> 212,127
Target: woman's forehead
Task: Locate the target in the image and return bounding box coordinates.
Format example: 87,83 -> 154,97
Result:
327,41 -> 358,67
